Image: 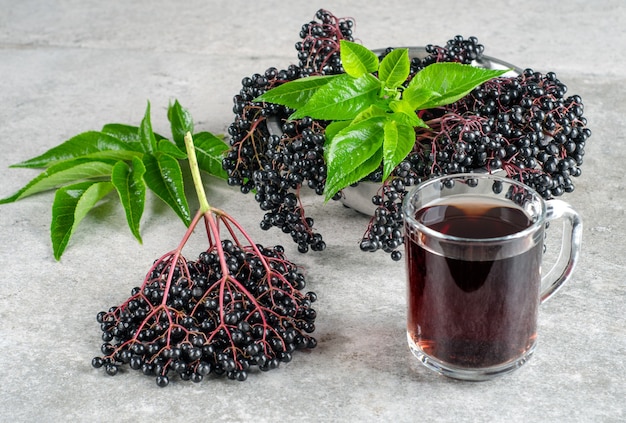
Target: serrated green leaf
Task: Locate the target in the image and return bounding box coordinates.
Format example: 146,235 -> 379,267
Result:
80,150 -> 143,163
406,62 -> 508,109
139,101 -> 157,153
323,117 -> 386,201
382,119 -> 399,182
103,122 -> 167,146
193,131 -> 229,180
142,152 -> 190,225
158,139 -> 186,159
390,112 -> 428,130
324,116 -> 386,164
401,87 -> 442,111
389,100 -> 429,128
351,104 -> 388,126
111,157 -> 146,243
10,131 -> 140,169
51,181 -> 114,260
254,75 -> 337,109
382,120 -> 415,181
340,40 -> 379,78
324,121 -> 351,143
291,73 -> 381,120
325,147 -> 383,203
168,99 -> 194,150
378,48 -> 410,89
0,159 -> 114,204
101,123 -> 146,158
101,123 -> 141,143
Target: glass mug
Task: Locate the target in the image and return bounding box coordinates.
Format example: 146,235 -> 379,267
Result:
402,173 -> 582,381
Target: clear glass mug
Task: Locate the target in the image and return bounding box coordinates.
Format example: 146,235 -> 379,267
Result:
402,173 -> 582,381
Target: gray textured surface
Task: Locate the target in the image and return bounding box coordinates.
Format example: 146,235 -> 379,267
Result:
0,1 -> 624,422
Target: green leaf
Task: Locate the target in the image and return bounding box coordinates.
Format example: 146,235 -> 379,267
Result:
351,104 -> 388,125
324,121 -> 352,143
378,48 -> 410,89
142,152 -> 190,225
111,157 -> 146,243
389,100 -> 429,128
157,139 -> 187,159
168,99 -> 194,150
382,120 -> 415,181
51,181 -> 114,260
291,73 -> 381,120
340,40 -> 379,78
80,149 -> 143,163
10,131 -> 140,169
0,159 -> 114,204
103,122 -> 167,147
325,147 -> 383,203
101,123 -> 147,158
254,75 -> 337,109
193,131 -> 229,179
101,123 -> 141,144
406,62 -> 508,109
139,101 -> 157,153
323,117 -> 386,201
401,87 -> 442,111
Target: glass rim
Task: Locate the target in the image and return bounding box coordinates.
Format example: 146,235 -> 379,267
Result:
402,173 -> 547,244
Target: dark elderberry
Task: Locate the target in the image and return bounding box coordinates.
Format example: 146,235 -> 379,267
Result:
223,9 -> 354,255
155,375 -> 169,387
92,237 -> 317,386
93,206 -> 317,386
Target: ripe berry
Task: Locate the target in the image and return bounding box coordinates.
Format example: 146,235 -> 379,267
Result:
155,375 -> 169,387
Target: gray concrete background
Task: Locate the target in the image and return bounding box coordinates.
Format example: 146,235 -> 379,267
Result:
0,1 -> 624,422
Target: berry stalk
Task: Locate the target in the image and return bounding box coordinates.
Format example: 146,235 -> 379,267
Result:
184,131 -> 211,214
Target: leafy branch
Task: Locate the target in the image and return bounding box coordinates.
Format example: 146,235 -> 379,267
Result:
0,100 -> 229,260
255,40 -> 509,201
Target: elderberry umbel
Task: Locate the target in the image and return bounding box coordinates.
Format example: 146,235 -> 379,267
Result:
223,9 -> 353,254
93,233 -> 316,386
360,68 -> 590,259
222,9 -> 591,261
92,134 -> 317,386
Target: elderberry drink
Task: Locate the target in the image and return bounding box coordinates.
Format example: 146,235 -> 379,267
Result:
406,197 -> 541,367
403,174 -> 582,380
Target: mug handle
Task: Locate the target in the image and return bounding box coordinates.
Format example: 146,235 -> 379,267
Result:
540,199 -> 583,303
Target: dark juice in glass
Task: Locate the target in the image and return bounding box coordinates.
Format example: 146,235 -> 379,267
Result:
405,196 -> 542,368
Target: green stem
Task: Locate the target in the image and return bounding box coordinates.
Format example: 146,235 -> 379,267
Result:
183,131 -> 211,213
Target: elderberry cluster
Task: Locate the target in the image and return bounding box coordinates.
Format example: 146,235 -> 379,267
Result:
256,118 -> 328,252
92,242 -> 317,386
424,35 -> 485,65
459,69 -> 589,197
223,9 -> 354,253
378,36 -> 484,77
222,9 -> 590,261
296,8 -> 354,76
360,67 -> 590,259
